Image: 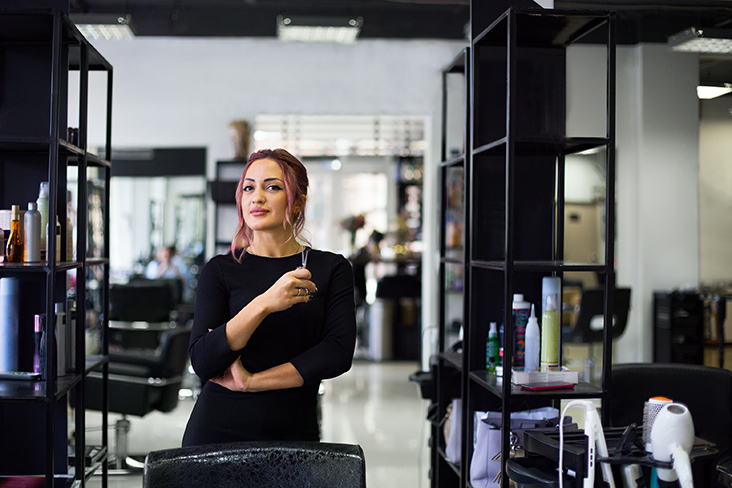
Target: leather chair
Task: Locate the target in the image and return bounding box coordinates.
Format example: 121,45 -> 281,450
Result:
143,441 -> 367,488
607,362 -> 732,487
84,325 -> 192,471
562,287 -> 631,382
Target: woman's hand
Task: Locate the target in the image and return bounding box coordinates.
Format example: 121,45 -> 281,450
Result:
210,357 -> 251,392
258,267 -> 318,314
224,267 -> 318,351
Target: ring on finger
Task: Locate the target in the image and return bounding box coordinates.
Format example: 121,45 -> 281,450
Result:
296,288 -> 302,296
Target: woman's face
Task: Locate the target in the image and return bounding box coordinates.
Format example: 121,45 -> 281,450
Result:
241,158 -> 291,235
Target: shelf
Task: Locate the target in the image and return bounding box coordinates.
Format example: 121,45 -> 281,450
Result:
469,370 -> 602,398
439,351 -> 463,370
440,154 -> 466,168
473,136 -> 610,158
470,260 -> 607,273
474,9 -> 610,48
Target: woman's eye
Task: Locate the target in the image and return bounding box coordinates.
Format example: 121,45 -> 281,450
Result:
267,184 -> 283,191
242,185 -> 254,192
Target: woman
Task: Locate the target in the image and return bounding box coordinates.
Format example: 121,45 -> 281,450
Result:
182,148 -> 356,446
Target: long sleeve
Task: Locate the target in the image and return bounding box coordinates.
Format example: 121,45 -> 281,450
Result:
187,251 -> 356,385
289,254 -> 357,385
188,256 -> 241,381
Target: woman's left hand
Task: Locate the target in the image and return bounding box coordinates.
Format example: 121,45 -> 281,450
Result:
209,357 -> 251,392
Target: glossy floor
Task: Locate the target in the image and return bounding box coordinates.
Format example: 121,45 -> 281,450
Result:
86,360 -> 431,488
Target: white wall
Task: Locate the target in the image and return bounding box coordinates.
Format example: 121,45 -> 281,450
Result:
614,44 -> 700,362
568,43 -> 700,363
699,96 -> 732,283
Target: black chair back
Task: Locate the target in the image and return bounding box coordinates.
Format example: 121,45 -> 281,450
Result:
110,280 -> 176,323
144,441 -> 367,488
608,362 -> 732,486
564,287 -> 631,344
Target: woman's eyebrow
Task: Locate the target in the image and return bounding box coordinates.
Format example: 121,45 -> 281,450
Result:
244,177 -> 284,182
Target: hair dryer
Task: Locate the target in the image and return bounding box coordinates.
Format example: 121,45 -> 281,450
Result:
650,403 -> 695,488
560,400 -> 616,488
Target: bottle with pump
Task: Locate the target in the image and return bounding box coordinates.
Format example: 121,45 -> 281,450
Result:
486,322 -> 499,374
524,304 -> 540,371
541,294 -> 560,369
24,202 -> 41,262
37,182 -> 49,260
5,205 -> 24,262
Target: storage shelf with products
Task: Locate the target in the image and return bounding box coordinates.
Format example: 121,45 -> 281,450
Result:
0,8 -> 112,487
429,6 -> 615,488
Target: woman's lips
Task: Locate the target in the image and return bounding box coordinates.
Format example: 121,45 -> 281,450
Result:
250,208 -> 268,216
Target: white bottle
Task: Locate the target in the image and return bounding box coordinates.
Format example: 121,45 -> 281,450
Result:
36,182 -> 49,259
524,304 -> 540,371
23,202 -> 41,262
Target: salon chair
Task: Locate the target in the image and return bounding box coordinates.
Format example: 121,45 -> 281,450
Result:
607,362 -> 732,487
83,325 -> 192,472
143,441 -> 367,488
562,287 -> 631,383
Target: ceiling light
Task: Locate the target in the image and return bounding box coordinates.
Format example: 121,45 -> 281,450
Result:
71,14 -> 136,41
668,27 -> 732,54
697,84 -> 732,99
277,15 -> 362,44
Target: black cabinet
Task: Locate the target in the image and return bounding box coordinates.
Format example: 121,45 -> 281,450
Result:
654,291 -> 705,364
0,9 -> 112,486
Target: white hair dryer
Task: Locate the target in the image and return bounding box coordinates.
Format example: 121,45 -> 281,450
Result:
560,400 -> 616,488
650,403 -> 695,488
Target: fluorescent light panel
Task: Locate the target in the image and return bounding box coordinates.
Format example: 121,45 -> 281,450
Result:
277,15 -> 362,44
697,84 -> 732,99
71,14 -> 136,41
669,27 -> 732,53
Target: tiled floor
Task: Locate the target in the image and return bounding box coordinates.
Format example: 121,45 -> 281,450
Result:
86,360 -> 431,488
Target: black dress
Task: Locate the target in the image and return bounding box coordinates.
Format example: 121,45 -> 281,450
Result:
181,249 -> 356,446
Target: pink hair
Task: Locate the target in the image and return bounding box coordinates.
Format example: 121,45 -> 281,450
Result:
231,148 -> 309,261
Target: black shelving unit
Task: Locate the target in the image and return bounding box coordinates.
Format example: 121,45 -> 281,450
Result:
0,9 -> 111,487
432,7 -> 616,488
209,160 -> 247,255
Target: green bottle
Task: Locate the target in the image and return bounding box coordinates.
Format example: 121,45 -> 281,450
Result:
486,322 -> 499,373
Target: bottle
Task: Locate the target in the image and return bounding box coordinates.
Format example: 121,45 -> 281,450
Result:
0,278 -> 20,372
53,216 -> 61,262
66,216 -> 74,261
5,205 -> 24,262
23,202 -> 41,262
524,304 -> 540,371
512,294 -> 531,368
36,182 -> 49,260
55,302 -> 66,377
541,294 -> 560,369
38,314 -> 47,379
486,322 -> 499,374
33,314 -> 43,375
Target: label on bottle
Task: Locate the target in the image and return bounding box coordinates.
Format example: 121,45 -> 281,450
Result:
486,334 -> 498,372
513,306 -> 529,368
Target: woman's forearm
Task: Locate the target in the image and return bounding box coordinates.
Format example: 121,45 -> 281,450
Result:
224,294 -> 270,350
247,362 -> 304,392
209,360 -> 304,393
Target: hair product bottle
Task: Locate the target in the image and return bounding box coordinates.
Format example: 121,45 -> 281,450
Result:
55,303 -> 66,377
0,278 -> 20,372
5,205 -> 24,263
524,304 -> 540,371
23,202 -> 41,263
541,294 -> 560,369
486,322 -> 499,374
512,294 -> 530,368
